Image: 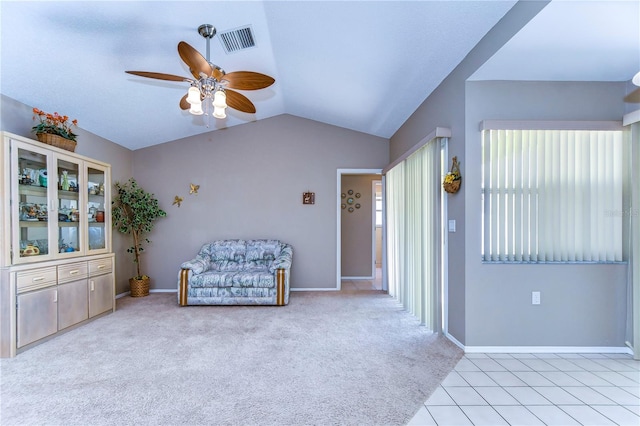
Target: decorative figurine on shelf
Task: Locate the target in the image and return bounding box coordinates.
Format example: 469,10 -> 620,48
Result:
38,169 -> 47,187
23,244 -> 40,256
61,171 -> 70,191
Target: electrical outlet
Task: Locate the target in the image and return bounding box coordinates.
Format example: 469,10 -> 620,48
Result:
532,291 -> 541,305
448,220 -> 456,232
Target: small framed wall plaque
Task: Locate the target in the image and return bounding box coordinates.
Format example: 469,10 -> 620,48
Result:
303,192 -> 315,205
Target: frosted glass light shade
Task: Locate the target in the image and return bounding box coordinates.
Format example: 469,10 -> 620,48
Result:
189,103 -> 204,115
213,106 -> 226,119
213,90 -> 227,108
186,86 -> 201,104
633,71 -> 640,87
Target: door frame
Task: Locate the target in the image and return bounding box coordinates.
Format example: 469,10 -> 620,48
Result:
336,168 -> 383,290
372,179 -> 383,277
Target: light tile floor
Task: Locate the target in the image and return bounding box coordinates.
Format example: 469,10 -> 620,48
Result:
408,352 -> 640,426
341,267 -> 383,291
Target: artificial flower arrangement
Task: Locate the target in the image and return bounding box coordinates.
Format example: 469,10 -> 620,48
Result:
31,108 -> 78,142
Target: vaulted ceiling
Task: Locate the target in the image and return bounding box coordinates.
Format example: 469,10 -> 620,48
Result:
1,1 -> 638,150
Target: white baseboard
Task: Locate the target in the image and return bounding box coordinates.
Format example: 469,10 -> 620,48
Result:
341,276 -> 374,280
465,346 -> 633,355
118,288 -> 340,296
461,345 -> 632,355
291,287 -> 339,292
445,333 -> 465,350
116,289 -> 176,298
444,333 -> 632,355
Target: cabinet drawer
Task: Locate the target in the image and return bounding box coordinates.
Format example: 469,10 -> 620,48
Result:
89,258 -> 112,276
16,267 -> 57,293
57,262 -> 88,284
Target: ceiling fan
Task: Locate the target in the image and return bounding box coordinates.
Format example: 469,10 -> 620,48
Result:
625,71 -> 640,103
125,24 -> 274,118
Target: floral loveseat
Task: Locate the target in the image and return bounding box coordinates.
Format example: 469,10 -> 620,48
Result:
178,239 -> 292,306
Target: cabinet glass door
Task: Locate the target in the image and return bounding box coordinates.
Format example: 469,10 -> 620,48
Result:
57,156 -> 82,255
14,143 -> 53,262
87,164 -> 108,253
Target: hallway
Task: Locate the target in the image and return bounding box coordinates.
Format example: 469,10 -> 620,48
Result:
341,267 -> 382,291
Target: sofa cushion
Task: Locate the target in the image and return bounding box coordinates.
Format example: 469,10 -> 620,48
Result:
189,270 -> 275,289
210,259 -> 243,272
232,271 -> 275,288
180,257 -> 209,274
203,240 -> 246,262
241,260 -> 272,271
245,239 -> 281,261
190,271 -> 236,288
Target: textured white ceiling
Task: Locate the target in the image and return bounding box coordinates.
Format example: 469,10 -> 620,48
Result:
1,1 -> 638,150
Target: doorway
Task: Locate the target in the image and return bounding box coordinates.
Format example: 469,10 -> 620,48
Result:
336,169 -> 383,291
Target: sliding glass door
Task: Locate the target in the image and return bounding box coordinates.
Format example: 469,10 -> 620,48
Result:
385,137 -> 444,331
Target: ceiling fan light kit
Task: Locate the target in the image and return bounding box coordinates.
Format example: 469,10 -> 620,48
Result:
125,24 -> 274,122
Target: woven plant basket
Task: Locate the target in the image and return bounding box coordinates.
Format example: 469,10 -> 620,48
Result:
443,178 -> 461,194
443,156 -> 462,194
36,133 -> 77,152
129,276 -> 150,297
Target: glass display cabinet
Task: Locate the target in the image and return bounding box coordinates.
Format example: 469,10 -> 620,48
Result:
0,132 -> 114,358
10,140 -> 111,263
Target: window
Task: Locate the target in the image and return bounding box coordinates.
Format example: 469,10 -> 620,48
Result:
481,127 -> 625,263
375,181 -> 382,226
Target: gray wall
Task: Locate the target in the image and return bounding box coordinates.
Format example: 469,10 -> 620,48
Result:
1,95 -> 136,294
341,174 -> 379,278
464,80 -> 628,347
389,1 -> 550,344
131,114 -> 389,290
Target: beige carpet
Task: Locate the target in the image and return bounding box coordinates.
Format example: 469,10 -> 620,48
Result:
0,291 -> 462,425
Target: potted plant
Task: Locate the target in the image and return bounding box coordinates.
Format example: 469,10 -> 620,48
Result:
111,178 -> 167,297
31,107 -> 78,152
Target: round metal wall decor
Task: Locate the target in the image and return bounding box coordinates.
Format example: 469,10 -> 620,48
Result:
343,189 -> 361,213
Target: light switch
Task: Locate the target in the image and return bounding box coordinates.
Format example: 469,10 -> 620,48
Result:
448,220 -> 456,232
532,291 -> 541,305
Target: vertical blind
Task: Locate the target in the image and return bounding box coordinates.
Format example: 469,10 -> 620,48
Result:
386,138 -> 442,329
482,129 -> 624,262
630,122 -> 640,359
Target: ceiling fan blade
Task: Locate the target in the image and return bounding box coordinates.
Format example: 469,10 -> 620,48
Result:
178,41 -> 213,80
125,71 -> 193,82
180,94 -> 190,110
211,65 -> 225,81
624,88 -> 640,103
226,90 -> 256,114
223,71 -> 275,90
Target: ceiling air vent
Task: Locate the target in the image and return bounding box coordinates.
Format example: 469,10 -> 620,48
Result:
218,26 -> 256,54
